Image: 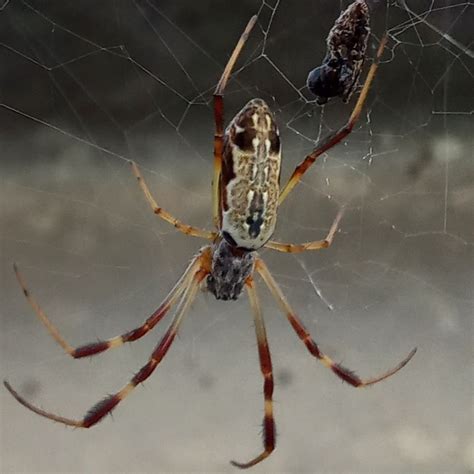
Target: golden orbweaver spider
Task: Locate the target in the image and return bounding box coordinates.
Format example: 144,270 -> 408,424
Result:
4,14 -> 416,469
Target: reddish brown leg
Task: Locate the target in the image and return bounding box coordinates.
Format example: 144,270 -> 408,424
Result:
213,15 -> 258,228
4,268 -> 207,428
12,254 -> 202,359
278,35 -> 388,206
231,277 -> 275,469
256,258 -> 416,387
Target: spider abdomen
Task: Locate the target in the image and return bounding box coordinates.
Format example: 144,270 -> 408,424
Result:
220,99 -> 281,250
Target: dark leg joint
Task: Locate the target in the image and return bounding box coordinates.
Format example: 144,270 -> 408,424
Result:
331,363 -> 361,387
73,341 -> 110,358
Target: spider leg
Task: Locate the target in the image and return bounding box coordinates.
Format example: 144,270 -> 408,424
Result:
231,277 -> 275,469
4,266 -> 207,428
213,15 -> 258,228
278,35 -> 388,206
12,251 -> 203,359
265,207 -> 344,253
256,258 -> 416,387
130,161 -> 216,240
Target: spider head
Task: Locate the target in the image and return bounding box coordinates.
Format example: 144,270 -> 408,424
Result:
206,237 -> 255,301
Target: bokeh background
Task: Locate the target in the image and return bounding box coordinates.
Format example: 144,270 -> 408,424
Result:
1,1 -> 473,472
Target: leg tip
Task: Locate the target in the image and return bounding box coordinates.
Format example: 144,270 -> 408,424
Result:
229,450 -> 271,469
407,347 -> 418,361
4,379 -> 16,396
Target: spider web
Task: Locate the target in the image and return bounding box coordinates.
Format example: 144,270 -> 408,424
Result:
1,1 -> 472,472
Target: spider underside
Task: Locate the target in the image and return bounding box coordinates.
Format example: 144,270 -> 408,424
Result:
5,13 -> 416,470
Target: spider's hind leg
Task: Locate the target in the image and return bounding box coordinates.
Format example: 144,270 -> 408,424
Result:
213,15 -> 258,229
278,35 -> 388,206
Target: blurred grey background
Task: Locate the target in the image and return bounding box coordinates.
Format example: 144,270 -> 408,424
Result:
1,1 -> 473,472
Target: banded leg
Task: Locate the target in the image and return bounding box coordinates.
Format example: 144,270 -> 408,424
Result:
231,277 -> 275,469
12,253 -> 202,358
213,15 -> 258,228
131,161 -> 215,240
278,35 -> 388,206
4,267 -> 206,428
256,258 -> 416,387
265,207 -> 344,253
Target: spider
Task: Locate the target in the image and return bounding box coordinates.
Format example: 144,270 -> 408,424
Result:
4,15 -> 416,469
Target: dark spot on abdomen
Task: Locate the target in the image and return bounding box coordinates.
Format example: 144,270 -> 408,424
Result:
247,192 -> 264,238
246,212 -> 264,238
268,130 -> 280,155
233,128 -> 256,152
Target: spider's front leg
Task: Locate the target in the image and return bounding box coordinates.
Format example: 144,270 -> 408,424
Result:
256,258 -> 416,387
4,260 -> 209,428
231,276 -> 276,469
11,252 -> 202,359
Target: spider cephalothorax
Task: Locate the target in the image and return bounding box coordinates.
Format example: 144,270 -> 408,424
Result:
307,0 -> 370,104
5,14 -> 416,470
206,238 -> 255,300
